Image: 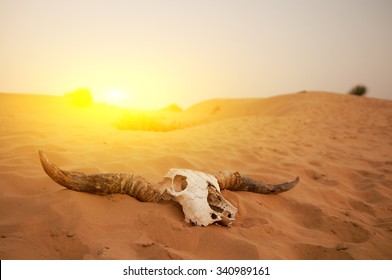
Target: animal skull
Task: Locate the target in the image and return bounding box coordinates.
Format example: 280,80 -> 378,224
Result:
165,169 -> 237,226
38,150 -> 299,227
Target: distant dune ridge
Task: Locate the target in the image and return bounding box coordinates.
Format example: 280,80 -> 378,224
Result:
0,91 -> 391,259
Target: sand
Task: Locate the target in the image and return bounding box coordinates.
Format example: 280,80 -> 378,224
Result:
0,91 -> 391,260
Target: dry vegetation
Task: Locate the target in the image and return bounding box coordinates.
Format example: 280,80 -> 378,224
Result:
113,111 -> 203,132
114,112 -> 180,131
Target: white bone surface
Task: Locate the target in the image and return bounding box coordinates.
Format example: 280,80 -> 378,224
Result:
164,169 -> 237,226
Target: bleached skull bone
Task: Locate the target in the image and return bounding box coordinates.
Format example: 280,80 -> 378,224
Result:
38,150 -> 299,227
164,169 -> 237,226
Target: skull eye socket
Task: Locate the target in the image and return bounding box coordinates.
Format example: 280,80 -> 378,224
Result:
210,213 -> 218,220
171,175 -> 188,192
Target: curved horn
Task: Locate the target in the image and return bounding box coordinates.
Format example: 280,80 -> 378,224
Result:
214,170 -> 299,194
38,151 -> 162,202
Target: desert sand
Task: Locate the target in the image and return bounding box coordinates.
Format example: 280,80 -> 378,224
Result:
0,91 -> 391,260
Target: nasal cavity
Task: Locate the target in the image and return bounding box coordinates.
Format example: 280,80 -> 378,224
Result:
211,213 -> 218,219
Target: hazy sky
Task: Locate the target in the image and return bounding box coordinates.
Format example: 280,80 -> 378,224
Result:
1,0 -> 392,109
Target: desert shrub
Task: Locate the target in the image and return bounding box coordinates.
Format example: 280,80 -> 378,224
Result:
115,113 -> 163,131
114,112 -> 184,132
65,88 -> 93,107
349,85 -> 367,96
114,113 -> 177,131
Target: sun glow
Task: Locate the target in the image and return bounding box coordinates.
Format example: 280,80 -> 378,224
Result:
95,85 -> 177,110
103,90 -> 130,107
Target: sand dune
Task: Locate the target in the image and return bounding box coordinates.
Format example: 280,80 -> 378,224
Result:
0,91 -> 392,259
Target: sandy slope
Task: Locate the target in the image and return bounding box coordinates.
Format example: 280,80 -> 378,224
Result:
0,92 -> 391,259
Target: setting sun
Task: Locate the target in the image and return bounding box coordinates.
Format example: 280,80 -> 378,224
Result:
103,90 -> 129,107
108,90 -> 124,100
93,86 -> 176,110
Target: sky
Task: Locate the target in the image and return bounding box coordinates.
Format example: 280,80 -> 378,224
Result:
1,0 -> 392,109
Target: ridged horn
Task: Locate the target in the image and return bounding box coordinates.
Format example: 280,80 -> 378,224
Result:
38,151 -> 162,202
214,170 -> 299,194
